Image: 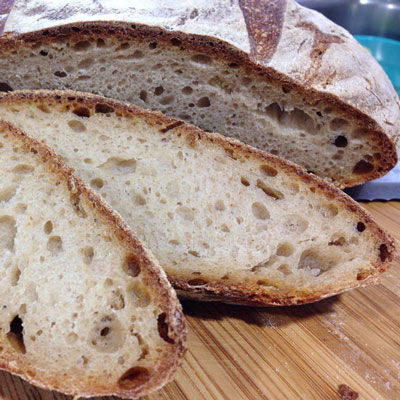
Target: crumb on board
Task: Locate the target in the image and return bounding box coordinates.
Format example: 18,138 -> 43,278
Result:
338,384 -> 359,400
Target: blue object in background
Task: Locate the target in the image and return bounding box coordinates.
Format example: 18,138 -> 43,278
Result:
355,35 -> 400,96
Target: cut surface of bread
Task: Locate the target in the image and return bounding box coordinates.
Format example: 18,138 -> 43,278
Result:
0,1 -> 399,188
0,90 -> 394,306
0,118 -> 186,398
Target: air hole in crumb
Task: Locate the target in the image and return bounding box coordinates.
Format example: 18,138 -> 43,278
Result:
90,178 -> 104,189
73,41 -> 91,51
66,332 -> 78,344
182,86 -> 193,95
276,243 -> 295,257
54,70 -> 67,77
278,264 -> 291,275
44,220 -> 53,235
7,315 -> 25,354
353,160 -> 374,174
260,164 -> 278,177
171,38 -> 181,46
149,42 -> 157,49
37,104 -> 50,113
286,215 -> 308,233
134,195 -> 146,206
96,38 -> 106,47
221,224 -> 230,233
47,236 -> 63,256
252,202 -> 270,220
157,313 -> 175,344
118,367 -> 150,390
95,103 -> 114,114
334,136 -> 348,148
281,84 -> 292,94
214,200 -> 225,211
110,290 -> 125,310
70,193 -> 87,218
82,246 -> 94,264
10,266 -> 21,286
319,204 -> 338,218
379,244 -> 390,262
177,206 -> 195,221
357,222 -> 366,232
188,250 -> 200,257
154,86 -> 164,96
84,158 -> 92,164
0,216 -> 17,250
122,254 -> 141,277
197,96 -> 211,108
129,283 -> 150,307
68,120 -> 86,132
131,50 -> 144,59
0,186 -> 17,203
72,107 -> 90,118
298,249 -> 337,276
257,180 -> 284,200
116,42 -> 130,51
12,164 -> 34,174
241,177 -> 250,186
39,50 -> 48,56
191,54 -> 212,64
90,316 -> 124,353
330,118 -> 349,131
159,95 -> 174,105
99,157 -> 137,175
187,278 -> 207,286
0,82 -> 13,92
139,90 -> 148,103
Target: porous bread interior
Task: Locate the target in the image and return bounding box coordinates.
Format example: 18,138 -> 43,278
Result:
0,130 -> 172,394
0,34 -> 386,187
0,98 -> 384,298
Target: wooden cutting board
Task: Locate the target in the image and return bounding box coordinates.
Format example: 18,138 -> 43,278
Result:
1,201 -> 399,399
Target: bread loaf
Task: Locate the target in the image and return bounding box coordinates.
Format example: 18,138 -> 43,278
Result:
0,0 -> 398,188
0,90 -> 394,306
0,117 -> 186,398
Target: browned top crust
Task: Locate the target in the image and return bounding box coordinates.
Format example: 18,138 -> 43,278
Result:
0,89 -> 395,306
0,0 -> 398,186
0,116 -> 187,398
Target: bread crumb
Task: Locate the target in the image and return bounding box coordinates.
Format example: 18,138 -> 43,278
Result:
338,384 -> 359,400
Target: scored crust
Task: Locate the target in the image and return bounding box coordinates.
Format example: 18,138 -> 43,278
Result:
0,1 -> 399,187
0,116 -> 187,398
0,89 -> 395,306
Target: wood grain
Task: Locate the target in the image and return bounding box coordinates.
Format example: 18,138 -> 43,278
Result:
0,201 -> 399,399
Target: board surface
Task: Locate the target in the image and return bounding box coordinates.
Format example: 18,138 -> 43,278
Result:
1,201 -> 399,399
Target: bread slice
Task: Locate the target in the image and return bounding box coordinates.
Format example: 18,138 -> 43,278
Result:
0,117 -> 186,398
0,1 -> 399,188
0,90 -> 394,306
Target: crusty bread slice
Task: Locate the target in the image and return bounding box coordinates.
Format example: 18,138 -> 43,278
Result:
0,1 -> 399,188
0,90 -> 394,306
0,117 -> 186,398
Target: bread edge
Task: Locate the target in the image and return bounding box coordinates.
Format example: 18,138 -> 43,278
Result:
0,20 -> 397,188
0,89 -> 395,307
0,116 -> 187,398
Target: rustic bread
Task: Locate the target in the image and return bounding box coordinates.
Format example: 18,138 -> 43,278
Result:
0,117 -> 186,398
0,1 -> 398,188
0,90 -> 394,306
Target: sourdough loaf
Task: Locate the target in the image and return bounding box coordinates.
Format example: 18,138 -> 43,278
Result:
0,90 -> 394,306
0,0 -> 398,188
0,117 -> 186,398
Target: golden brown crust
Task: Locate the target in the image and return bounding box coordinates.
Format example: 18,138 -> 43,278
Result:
0,89 -> 395,307
0,20 -> 397,187
0,116 -> 187,398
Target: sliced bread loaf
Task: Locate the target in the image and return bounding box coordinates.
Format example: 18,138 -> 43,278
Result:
0,0 -> 399,187
0,117 -> 186,398
0,90 -> 394,306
